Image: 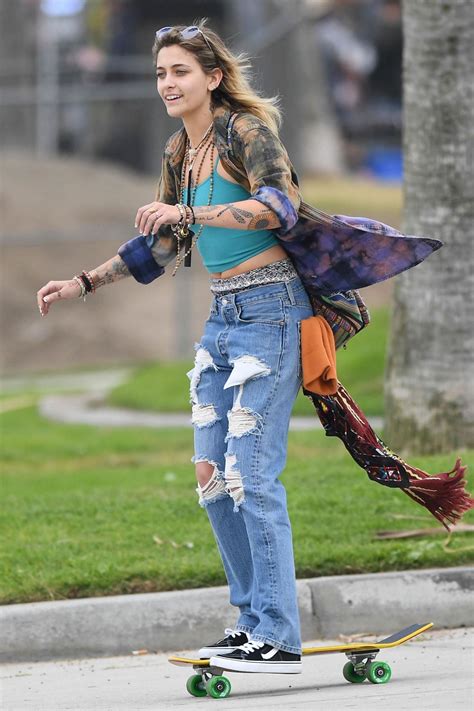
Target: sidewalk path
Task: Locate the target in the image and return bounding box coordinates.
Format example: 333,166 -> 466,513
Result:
2,366 -> 384,430
39,391 -> 380,430
1,628 -> 472,711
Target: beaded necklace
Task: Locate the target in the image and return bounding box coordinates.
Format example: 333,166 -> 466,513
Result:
171,130 -> 215,276
188,121 -> 213,165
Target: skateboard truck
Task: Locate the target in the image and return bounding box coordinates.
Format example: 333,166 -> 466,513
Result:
343,649 -> 391,684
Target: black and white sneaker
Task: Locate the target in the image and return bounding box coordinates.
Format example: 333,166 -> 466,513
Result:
198,628 -> 250,658
210,639 -> 302,674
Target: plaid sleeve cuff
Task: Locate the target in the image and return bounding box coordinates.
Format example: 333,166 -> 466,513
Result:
118,235 -> 165,284
252,186 -> 299,233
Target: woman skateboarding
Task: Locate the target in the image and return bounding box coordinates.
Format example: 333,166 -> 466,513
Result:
36,19 -> 471,676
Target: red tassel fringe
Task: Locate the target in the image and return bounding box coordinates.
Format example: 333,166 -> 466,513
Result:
311,383 -> 474,530
402,458 -> 474,531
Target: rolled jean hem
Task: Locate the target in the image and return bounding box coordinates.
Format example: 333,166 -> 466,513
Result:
234,625 -> 255,635
248,633 -> 301,655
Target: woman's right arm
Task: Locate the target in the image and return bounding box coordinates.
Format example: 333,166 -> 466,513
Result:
36,254 -> 130,317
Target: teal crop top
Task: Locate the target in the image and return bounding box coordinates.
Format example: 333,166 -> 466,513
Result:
184,157 -> 279,273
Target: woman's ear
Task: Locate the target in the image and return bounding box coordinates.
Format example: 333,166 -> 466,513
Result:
209,67 -> 223,91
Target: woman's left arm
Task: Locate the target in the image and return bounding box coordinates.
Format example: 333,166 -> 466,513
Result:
192,200 -> 280,230
193,123 -> 301,233
136,119 -> 301,236
136,197 -> 277,237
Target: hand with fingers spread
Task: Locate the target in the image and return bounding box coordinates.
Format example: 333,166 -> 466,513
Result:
135,202 -> 181,236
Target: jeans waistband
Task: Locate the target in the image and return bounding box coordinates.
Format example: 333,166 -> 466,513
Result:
209,259 -> 298,295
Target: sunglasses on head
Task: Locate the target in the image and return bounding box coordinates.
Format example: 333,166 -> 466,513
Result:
155,25 -> 214,54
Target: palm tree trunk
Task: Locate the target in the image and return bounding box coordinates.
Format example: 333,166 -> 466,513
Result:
385,0 -> 474,453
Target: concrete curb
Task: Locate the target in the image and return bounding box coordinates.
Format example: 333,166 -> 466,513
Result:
1,566 -> 472,663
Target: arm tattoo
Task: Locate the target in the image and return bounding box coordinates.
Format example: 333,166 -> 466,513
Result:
248,211 -> 274,230
193,203 -> 277,230
216,204 -> 254,224
90,255 -> 131,290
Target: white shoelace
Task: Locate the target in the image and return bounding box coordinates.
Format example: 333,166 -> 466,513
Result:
238,640 -> 266,654
224,627 -> 245,639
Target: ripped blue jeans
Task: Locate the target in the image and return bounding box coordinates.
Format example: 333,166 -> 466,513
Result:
188,275 -> 313,654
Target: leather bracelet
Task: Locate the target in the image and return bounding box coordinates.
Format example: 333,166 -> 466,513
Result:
79,272 -> 93,293
85,270 -> 96,293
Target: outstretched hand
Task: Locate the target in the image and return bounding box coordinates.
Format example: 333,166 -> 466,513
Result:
36,279 -> 82,317
135,202 -> 181,236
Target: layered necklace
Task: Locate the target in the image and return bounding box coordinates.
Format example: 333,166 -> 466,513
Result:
171,121 -> 215,276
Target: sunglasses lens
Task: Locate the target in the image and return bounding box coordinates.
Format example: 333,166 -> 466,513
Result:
181,26 -> 200,39
156,26 -> 172,39
155,26 -> 212,53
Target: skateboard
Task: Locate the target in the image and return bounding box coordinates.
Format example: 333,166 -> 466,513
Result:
169,621 -> 433,699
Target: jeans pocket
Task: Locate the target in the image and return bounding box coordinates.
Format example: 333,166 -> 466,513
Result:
237,296 -> 285,326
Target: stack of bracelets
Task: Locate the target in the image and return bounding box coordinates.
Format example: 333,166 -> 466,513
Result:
72,270 -> 96,301
172,202 -> 196,231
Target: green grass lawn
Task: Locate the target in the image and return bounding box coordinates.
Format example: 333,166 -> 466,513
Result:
1,402 -> 472,605
108,309 -> 389,418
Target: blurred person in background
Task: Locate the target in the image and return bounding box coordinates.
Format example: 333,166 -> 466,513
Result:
313,0 -> 402,176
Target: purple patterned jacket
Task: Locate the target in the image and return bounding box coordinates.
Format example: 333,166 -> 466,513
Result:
118,105 -> 441,293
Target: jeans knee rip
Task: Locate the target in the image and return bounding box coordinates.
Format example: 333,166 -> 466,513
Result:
224,453 -> 245,512
194,459 -> 227,507
226,405 -> 263,440
191,403 -> 220,428
223,355 -> 268,440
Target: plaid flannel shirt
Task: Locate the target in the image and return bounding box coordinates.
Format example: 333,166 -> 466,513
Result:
119,105 -> 441,292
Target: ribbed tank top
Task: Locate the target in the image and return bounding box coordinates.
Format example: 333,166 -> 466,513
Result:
184,157 -> 279,273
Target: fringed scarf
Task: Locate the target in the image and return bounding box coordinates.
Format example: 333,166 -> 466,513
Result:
307,384 -> 473,530
301,312 -> 473,531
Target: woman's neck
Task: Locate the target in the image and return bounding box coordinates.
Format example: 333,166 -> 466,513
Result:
183,108 -> 214,148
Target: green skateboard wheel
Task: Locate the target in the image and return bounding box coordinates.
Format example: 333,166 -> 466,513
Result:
206,675 -> 232,698
186,674 -> 207,697
342,661 -> 366,683
366,661 -> 392,684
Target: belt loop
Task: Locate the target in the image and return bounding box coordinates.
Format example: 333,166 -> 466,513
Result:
285,280 -> 296,305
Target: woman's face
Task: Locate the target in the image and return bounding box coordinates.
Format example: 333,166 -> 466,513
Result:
156,44 -> 220,119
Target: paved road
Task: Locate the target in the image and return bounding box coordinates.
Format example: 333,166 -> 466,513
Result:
1,628 -> 472,710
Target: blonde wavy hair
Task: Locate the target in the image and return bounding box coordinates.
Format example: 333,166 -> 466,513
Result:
152,18 -> 282,135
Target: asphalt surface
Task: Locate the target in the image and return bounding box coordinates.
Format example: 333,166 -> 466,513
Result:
1,627 -> 472,710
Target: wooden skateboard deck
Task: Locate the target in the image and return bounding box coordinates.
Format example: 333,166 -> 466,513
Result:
169,622 -> 433,698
